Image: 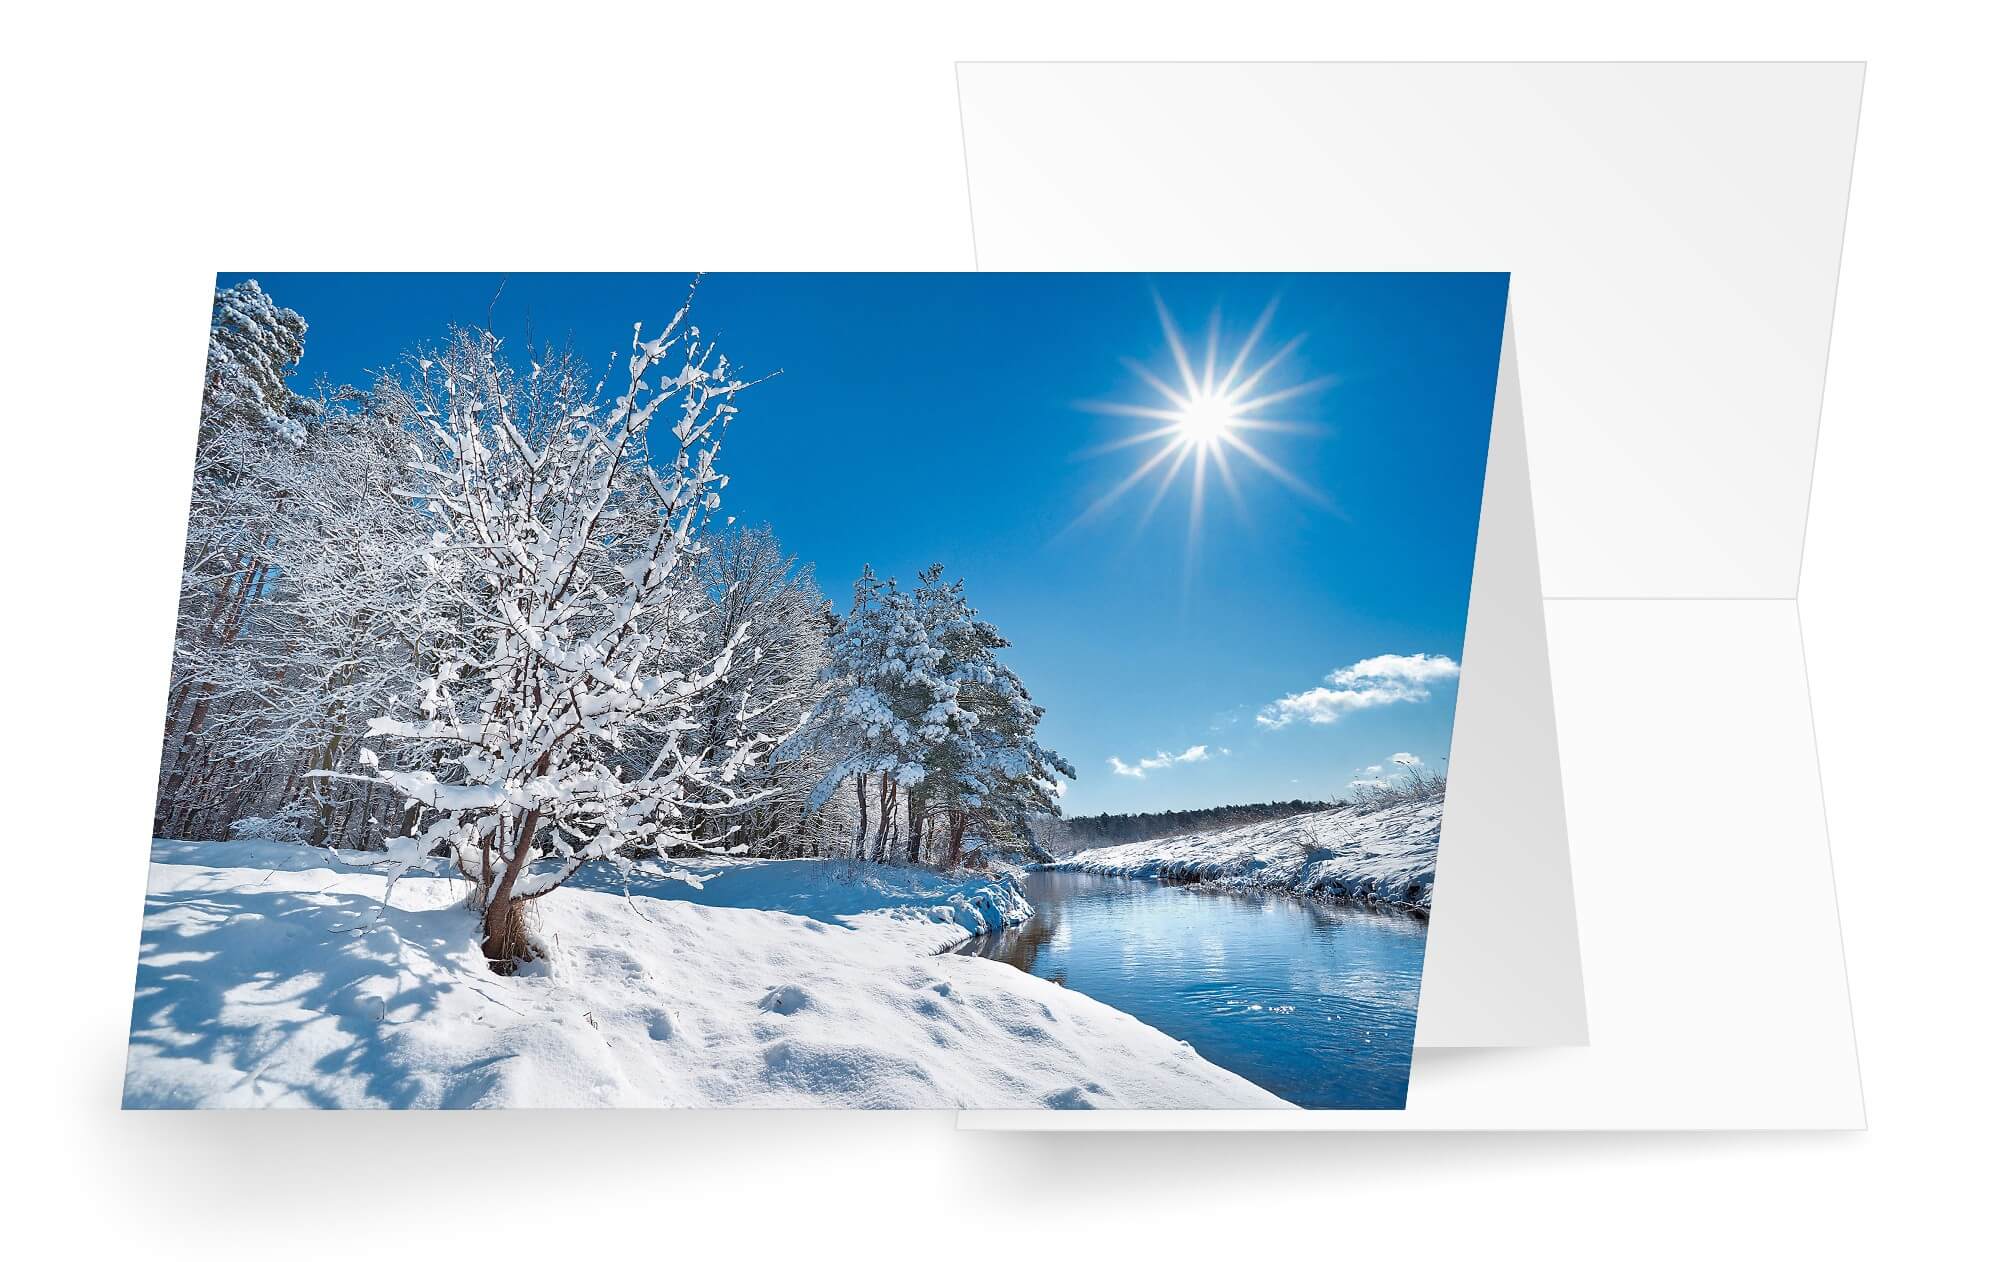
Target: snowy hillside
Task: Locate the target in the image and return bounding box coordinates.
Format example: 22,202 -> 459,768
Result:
125,840 -> 1286,1109
1045,801 -> 1440,910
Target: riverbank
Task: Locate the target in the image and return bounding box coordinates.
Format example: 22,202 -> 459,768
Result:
125,839 -> 1286,1109
1043,801 -> 1440,911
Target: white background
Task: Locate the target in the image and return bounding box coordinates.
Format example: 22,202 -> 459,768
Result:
0,2 -> 1992,1257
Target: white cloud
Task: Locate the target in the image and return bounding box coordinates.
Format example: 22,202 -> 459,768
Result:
1106,744 -> 1211,779
1257,653 -> 1460,729
1390,751 -> 1423,768
1257,684 -> 1417,727
1329,653 -> 1462,686
1349,777 -> 1391,790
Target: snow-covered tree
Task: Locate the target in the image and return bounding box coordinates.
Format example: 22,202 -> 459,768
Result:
202,280 -> 314,444
803,563 -> 1072,867
156,280 -> 317,838
666,524 -> 832,854
801,567 -> 957,860
904,565 -> 1074,866
154,280 -> 451,850
345,292 -> 779,971
194,400 -> 443,846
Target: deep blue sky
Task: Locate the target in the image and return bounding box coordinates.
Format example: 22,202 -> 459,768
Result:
219,272 -> 1506,816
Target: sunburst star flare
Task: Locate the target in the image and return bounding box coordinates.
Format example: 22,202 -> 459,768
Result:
1072,295 -> 1336,542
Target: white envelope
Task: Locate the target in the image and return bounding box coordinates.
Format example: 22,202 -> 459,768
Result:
954,62 -> 1864,1129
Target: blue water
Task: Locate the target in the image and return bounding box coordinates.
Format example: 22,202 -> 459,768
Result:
956,870 -> 1427,1108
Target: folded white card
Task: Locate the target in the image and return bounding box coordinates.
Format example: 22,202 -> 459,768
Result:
1420,311 -> 1587,1049
955,61 -> 1865,1129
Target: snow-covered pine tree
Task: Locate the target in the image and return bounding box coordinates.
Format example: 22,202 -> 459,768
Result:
907,565 -> 1074,867
800,566 -> 954,861
802,563 -> 1072,868
202,278 -> 313,444
805,566 -> 891,857
865,578 -> 950,860
347,291 -> 779,971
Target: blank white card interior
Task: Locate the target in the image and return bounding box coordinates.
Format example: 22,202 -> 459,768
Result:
954,62 -> 1864,1130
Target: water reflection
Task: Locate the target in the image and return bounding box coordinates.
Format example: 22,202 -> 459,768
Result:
957,870 -> 1428,1109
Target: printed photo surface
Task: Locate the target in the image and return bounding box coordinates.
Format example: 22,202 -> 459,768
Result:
129,272 -> 1507,1109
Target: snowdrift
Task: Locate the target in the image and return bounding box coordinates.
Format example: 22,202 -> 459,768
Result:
125,840 -> 1284,1109
562,852 -> 1034,951
1045,801 -> 1440,910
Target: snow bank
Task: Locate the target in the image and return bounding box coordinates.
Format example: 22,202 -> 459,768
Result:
126,840 -> 1284,1109
1045,801 -> 1440,910
564,853 -> 1034,954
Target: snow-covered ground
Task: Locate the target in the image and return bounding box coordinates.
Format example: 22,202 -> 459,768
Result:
1045,801 -> 1440,910
125,839 -> 1286,1109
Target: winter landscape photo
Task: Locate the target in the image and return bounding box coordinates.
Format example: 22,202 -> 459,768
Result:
130,271 -> 1507,1110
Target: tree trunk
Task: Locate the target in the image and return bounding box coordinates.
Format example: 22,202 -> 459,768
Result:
853,772 -> 870,859
947,811 -> 968,870
874,776 -> 897,863
159,553 -> 251,738
156,558 -> 266,834
481,896 -> 534,975
355,780 -> 382,850
309,730 -> 343,846
480,756 -> 551,973
905,791 -> 924,865
156,689 -> 215,833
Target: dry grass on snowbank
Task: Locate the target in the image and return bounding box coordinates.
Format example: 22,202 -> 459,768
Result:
1046,799 -> 1440,911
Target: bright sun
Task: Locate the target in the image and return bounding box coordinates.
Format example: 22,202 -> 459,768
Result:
1072,294 -> 1335,552
1175,391 -> 1239,447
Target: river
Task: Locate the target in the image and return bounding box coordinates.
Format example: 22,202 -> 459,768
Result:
955,869 -> 1427,1108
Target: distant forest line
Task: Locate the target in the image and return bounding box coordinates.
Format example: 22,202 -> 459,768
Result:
1032,800 -> 1335,855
